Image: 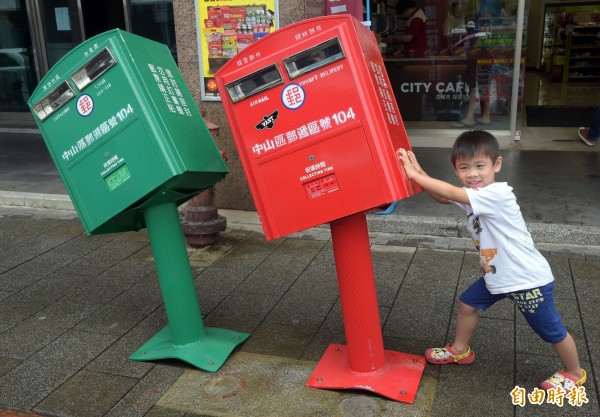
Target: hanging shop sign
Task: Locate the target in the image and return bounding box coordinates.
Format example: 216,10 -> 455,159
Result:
195,0 -> 279,101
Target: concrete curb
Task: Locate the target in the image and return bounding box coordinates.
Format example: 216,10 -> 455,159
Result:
2,192 -> 600,251
367,213 -> 600,246
0,191 -> 74,211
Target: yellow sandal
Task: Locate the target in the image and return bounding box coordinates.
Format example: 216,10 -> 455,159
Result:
541,369 -> 586,392
425,344 -> 475,365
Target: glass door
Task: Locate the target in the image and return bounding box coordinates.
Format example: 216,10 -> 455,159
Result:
0,0 -> 176,123
33,0 -> 84,71
0,0 -> 38,112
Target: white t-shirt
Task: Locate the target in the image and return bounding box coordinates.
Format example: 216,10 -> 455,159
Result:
452,182 -> 553,294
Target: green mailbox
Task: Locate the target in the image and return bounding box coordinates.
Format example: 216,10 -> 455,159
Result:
28,29 -> 227,235
28,30 -> 249,372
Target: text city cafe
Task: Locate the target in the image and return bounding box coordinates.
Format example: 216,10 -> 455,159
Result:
398,82 -> 468,94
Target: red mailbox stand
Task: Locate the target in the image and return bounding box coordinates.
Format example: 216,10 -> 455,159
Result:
215,14 -> 426,402
306,212 -> 425,402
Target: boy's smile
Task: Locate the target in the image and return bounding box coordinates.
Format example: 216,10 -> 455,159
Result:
454,154 -> 502,189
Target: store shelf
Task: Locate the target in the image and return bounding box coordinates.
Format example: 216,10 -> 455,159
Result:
563,25 -> 600,82
540,10 -> 560,69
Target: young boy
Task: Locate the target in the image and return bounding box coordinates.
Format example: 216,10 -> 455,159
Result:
396,130 -> 586,392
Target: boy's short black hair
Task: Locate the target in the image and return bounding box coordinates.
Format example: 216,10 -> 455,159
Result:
396,0 -> 417,15
451,130 -> 500,166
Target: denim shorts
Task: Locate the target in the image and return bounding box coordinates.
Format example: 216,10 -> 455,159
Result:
459,277 -> 567,344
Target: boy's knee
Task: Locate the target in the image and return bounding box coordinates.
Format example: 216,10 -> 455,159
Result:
538,326 -> 567,344
458,301 -> 478,315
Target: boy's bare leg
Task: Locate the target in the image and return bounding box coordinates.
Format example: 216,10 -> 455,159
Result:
553,333 -> 584,379
451,301 -> 478,354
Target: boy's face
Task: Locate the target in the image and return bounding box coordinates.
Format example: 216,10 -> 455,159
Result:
453,154 -> 502,189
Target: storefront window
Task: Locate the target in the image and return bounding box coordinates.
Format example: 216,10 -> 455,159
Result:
378,0 -> 524,135
0,0 -> 37,112
128,0 -> 177,62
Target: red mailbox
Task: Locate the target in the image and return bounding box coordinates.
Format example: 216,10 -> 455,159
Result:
215,14 -> 421,241
216,15 -> 426,403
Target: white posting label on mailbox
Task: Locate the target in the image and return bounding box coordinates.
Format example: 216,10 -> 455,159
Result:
76,94 -> 94,117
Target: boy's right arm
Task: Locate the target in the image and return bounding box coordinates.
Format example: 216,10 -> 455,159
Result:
397,149 -> 468,205
400,151 -> 450,204
427,188 -> 452,205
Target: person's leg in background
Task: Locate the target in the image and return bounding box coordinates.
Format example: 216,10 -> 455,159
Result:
452,52 -> 492,128
578,106 -> 600,146
476,98 -> 491,125
451,86 -> 491,127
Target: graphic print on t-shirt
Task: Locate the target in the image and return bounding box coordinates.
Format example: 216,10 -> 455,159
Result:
468,213 -> 498,275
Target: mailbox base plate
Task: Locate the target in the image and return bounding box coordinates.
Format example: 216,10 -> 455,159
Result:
306,343 -> 426,403
129,325 -> 250,372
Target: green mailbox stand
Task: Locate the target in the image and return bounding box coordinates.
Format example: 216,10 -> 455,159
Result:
28,29 -> 249,372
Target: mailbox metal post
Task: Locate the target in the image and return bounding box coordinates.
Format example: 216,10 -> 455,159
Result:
129,200 -> 249,371
305,212 -> 426,402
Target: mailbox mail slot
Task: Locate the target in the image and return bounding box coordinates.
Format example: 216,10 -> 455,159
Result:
215,15 -> 421,240
29,30 -> 228,235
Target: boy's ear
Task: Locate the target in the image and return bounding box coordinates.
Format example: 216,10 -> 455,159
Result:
494,156 -> 503,172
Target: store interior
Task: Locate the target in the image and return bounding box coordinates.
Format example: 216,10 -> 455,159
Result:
519,1 -> 600,150
531,1 -> 600,107
366,0 -> 600,150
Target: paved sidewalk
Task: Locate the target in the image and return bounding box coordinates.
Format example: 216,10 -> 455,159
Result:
0,205 -> 599,417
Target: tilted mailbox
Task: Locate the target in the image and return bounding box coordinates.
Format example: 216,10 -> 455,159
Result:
215,15 -> 421,241
215,15 -> 426,403
28,29 -> 248,372
29,29 -> 227,236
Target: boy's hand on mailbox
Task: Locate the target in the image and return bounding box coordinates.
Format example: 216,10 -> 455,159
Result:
396,148 -> 424,180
